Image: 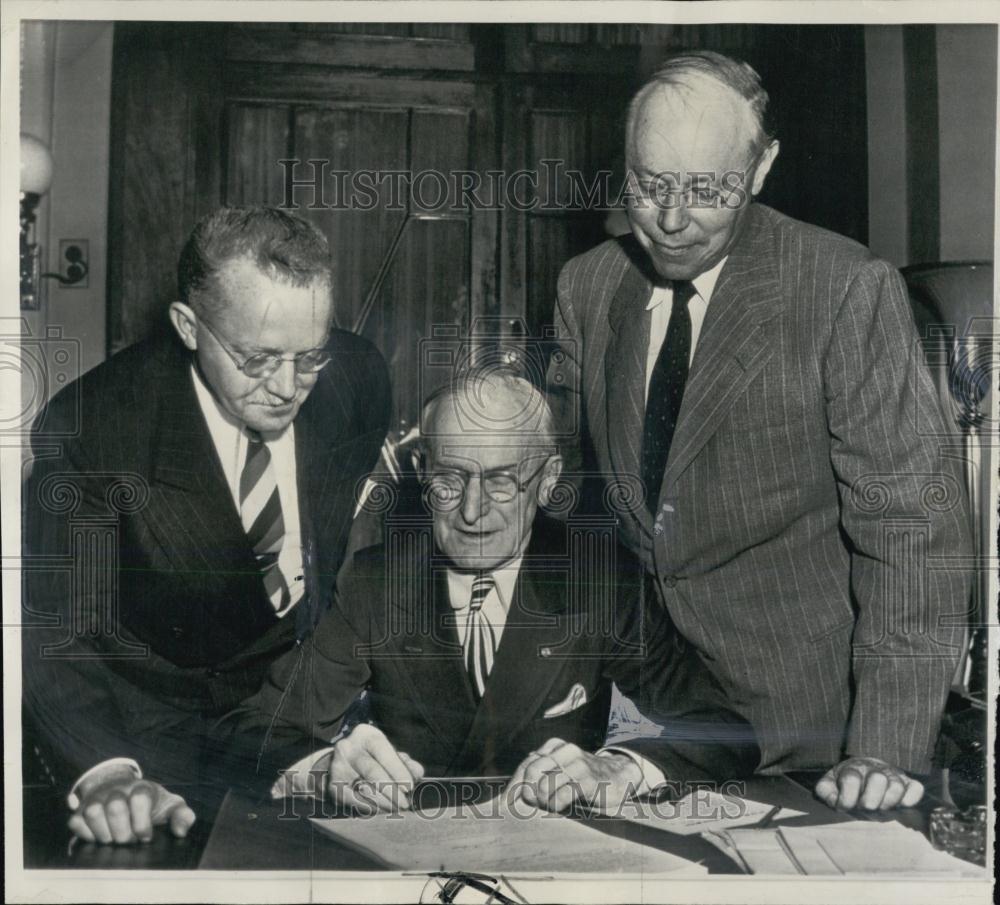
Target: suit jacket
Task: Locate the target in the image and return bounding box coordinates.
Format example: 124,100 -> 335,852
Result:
546,203 -> 972,774
222,515 -> 759,788
22,329 -> 390,797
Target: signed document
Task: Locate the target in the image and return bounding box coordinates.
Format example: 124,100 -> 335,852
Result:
309,797 -> 707,874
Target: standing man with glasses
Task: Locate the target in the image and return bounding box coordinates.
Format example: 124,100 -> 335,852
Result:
221,371 -> 758,814
546,51 -> 971,811
24,206 -> 390,844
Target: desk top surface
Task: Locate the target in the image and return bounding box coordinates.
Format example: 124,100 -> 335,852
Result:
23,772 -> 938,873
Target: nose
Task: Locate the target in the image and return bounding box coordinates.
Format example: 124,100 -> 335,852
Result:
460,476 -> 488,525
264,359 -> 298,401
657,194 -> 691,235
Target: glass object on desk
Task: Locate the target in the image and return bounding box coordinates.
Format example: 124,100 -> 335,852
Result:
928,804 -> 987,866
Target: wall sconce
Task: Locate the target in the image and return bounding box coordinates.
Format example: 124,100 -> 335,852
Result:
20,133 -> 53,310
20,132 -> 90,310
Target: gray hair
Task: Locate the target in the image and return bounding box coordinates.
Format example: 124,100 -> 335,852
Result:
177,205 -> 332,317
627,50 -> 774,157
420,370 -> 556,451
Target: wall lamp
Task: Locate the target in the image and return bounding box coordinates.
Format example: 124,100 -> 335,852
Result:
20,132 -> 89,310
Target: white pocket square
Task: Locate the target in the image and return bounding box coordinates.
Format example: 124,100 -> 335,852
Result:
543,683 -> 588,718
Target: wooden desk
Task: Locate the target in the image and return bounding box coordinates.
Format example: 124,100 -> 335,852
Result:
21,772 -> 948,872
196,774 -> 924,873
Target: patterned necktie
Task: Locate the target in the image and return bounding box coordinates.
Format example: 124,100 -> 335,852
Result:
463,573 -> 497,699
642,279 -> 696,515
240,429 -> 290,613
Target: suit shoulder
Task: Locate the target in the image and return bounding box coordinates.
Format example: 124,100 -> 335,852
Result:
31,337 -> 172,442
561,234 -> 641,285
755,204 -> 877,268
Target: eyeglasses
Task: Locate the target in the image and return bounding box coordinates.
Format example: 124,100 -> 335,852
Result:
198,317 -> 331,378
627,149 -> 764,211
419,871 -> 528,904
421,458 -> 549,510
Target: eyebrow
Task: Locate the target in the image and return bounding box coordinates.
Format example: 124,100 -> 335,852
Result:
434,461 -> 522,473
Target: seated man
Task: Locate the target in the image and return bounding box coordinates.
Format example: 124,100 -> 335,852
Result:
223,371 -> 758,812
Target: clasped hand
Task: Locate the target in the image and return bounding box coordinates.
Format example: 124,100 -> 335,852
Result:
69,770 -> 195,845
814,755 -> 924,811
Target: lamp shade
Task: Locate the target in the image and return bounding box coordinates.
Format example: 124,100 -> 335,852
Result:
20,133 -> 54,195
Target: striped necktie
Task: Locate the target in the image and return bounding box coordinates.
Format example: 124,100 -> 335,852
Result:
240,429 -> 290,613
464,573 -> 497,699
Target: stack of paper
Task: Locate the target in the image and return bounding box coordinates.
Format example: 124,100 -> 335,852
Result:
309,797 -> 707,875
720,820 -> 986,876
616,790 -> 804,835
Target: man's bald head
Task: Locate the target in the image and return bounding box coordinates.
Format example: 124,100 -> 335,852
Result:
626,51 -> 773,161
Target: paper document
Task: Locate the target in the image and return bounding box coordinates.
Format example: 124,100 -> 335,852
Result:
721,820 -> 986,876
615,790 -> 805,835
309,796 -> 707,874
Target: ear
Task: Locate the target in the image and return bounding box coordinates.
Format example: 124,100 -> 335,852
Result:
537,454 -> 565,507
750,140 -> 779,197
168,302 -> 199,352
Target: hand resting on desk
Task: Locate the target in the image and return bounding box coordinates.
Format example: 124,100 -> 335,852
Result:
814,755 -> 924,811
504,737 -> 644,813
67,763 -> 195,845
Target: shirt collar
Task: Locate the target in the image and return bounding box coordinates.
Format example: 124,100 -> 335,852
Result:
446,554 -> 524,612
646,255 -> 728,311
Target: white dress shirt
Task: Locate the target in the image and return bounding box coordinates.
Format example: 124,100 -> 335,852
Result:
191,365 -> 305,615
643,257 -> 728,401
445,558 -> 521,648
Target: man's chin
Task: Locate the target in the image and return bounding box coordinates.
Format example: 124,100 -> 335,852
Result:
244,404 -> 299,432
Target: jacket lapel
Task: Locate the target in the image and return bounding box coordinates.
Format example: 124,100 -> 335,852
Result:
145,347 -> 279,645
454,552 -> 571,770
659,207 -> 786,496
390,565 -> 478,759
605,253 -> 655,534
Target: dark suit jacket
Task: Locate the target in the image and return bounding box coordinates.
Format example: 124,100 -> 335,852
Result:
546,204 -> 972,774
222,515 -> 759,787
22,330 -> 390,798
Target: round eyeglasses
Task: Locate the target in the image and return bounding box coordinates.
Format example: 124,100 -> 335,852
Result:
422,459 -> 549,510
199,317 -> 331,378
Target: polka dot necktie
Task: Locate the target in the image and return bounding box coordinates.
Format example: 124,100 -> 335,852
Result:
240,429 -> 290,613
464,573 -> 497,699
642,280 -> 696,515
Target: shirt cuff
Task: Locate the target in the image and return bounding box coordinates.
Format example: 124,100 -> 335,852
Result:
67,758 -> 142,810
271,746 -> 336,799
598,746 -> 667,797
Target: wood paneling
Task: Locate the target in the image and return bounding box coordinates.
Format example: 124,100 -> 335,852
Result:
223,62 -> 476,107
226,104 -> 290,205
291,106 -> 410,335
108,24 -> 224,353
227,26 -> 475,72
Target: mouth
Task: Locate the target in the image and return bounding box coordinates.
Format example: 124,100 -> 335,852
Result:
651,241 -> 696,255
455,528 -> 498,540
258,400 -> 296,412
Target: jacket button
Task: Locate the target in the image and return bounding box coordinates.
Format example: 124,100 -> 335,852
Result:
171,626 -> 184,637
662,575 -> 677,589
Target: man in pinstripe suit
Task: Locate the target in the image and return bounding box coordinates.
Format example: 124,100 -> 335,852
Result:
546,52 -> 972,812
23,207 -> 390,844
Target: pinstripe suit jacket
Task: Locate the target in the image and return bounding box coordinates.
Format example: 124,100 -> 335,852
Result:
22,331 -> 390,794
546,204 -> 972,774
